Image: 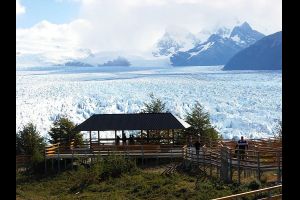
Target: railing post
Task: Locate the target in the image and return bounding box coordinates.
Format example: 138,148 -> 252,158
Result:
210,150 -> 212,176
57,143 -> 60,172
238,150 -> 241,184
44,149 -> 47,174
71,149 -> 74,170
141,144 -> 144,166
277,151 -> 281,183
257,151 -> 260,181
229,149 -> 232,182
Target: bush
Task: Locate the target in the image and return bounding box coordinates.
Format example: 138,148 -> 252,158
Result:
69,155 -> 137,192
69,164 -> 102,193
248,179 -> 261,190
101,155 -> 137,180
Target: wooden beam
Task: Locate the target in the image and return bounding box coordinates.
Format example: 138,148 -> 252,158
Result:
141,130 -> 143,144
147,130 -> 149,143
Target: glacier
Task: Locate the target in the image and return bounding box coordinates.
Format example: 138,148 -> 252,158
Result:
16,65 -> 282,140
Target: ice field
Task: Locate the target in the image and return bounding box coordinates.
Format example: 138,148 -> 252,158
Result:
16,66 -> 282,139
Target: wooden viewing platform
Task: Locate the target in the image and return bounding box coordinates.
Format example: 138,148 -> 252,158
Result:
43,136 -> 282,185
39,113 -> 282,184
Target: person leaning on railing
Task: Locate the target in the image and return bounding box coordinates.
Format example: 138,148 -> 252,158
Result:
236,136 -> 248,160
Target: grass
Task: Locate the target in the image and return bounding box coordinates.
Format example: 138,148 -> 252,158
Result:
16,157 -> 280,200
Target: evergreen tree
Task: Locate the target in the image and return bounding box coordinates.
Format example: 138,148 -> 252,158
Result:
16,123 -> 45,163
48,116 -> 83,146
142,93 -> 167,113
183,102 -> 220,143
141,93 -> 168,142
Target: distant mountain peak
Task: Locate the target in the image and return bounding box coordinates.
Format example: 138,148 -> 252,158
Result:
240,21 -> 252,30
216,27 -> 231,38
152,28 -> 198,57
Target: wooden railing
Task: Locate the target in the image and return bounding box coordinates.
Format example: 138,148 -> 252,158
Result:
45,142 -> 60,156
182,143 -> 282,183
16,155 -> 31,167
212,185 -> 282,200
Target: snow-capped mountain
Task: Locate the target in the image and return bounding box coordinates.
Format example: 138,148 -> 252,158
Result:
229,22 -> 265,48
224,31 -> 282,70
170,22 -> 265,66
152,26 -> 200,57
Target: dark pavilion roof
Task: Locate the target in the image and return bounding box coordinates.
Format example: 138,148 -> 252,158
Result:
74,113 -> 190,131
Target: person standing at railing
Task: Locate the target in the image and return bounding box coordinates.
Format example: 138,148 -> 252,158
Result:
237,136 -> 248,160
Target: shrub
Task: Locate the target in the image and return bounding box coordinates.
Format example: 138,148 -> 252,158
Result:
69,155 -> 137,193
248,179 -> 261,190
101,155 -> 137,180
48,116 -> 83,146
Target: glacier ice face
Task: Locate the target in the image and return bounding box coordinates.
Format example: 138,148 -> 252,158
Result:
16,66 -> 282,139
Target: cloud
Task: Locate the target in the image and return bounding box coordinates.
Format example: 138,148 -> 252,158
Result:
17,0 -> 282,59
16,0 -> 26,16
16,19 -> 92,64
77,0 -> 282,53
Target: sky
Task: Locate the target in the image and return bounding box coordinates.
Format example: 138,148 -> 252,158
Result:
16,0 -> 282,57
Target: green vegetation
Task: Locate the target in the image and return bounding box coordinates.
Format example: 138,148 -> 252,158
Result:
16,123 -> 45,167
48,116 -> 83,146
17,158 -> 275,200
142,93 -> 167,113
183,102 -> 220,143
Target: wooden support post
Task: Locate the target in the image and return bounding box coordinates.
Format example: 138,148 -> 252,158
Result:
57,143 -> 60,172
146,130 -> 149,143
257,152 -> 261,181
98,131 -> 100,144
210,150 -> 212,176
141,144 -> 144,166
141,130 -> 143,144
89,131 -> 92,147
122,130 -> 125,145
71,149 -> 74,170
44,149 -> 47,174
277,152 -> 281,183
229,150 -> 233,182
172,129 -> 174,146
238,150 -> 241,184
